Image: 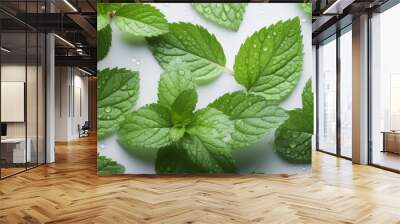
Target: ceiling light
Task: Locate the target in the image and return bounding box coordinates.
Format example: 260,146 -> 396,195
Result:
78,67 -> 92,76
323,0 -> 354,15
63,0 -> 78,12
54,34 -> 75,48
1,47 -> 11,53
323,0 -> 342,14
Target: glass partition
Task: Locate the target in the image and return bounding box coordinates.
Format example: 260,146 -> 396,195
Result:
340,28 -> 352,158
0,1 -> 46,179
317,37 -> 337,155
370,3 -> 400,171
1,30 -> 28,177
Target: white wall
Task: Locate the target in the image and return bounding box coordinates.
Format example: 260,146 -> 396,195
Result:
55,66 -> 68,141
54,67 -> 89,141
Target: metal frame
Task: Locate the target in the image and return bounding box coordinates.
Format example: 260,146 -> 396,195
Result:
336,26 -> 341,158
367,10 -> 373,165
315,22 -> 353,161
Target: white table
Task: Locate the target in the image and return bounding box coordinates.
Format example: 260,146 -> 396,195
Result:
1,138 -> 31,163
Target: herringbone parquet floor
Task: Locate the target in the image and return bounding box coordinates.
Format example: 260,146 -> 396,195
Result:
1,135 -> 400,224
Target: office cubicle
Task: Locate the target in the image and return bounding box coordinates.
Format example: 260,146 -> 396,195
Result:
0,1 -> 46,179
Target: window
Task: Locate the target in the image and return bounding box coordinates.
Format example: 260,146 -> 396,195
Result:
318,37 -> 337,154
370,3 -> 400,171
340,28 -> 352,158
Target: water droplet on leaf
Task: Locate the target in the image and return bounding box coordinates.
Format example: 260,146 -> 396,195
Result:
105,107 -> 112,113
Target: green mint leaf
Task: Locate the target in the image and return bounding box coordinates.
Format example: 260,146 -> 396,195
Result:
192,3 -> 247,31
302,79 -> 314,127
302,3 -> 312,16
114,4 -> 168,37
209,91 -> 288,149
180,108 -> 236,173
147,22 -> 226,84
97,24 -> 112,61
274,79 -> 313,163
274,127 -> 312,163
98,68 -> 139,139
158,65 -> 196,109
97,155 -> 125,174
97,4 -> 111,31
103,3 -> 123,13
171,89 -> 197,126
180,135 -> 237,173
118,104 -> 173,149
155,145 -> 203,174
233,17 -> 304,104
170,127 -> 185,142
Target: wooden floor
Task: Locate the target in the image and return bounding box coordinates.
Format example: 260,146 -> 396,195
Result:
1,135 -> 400,224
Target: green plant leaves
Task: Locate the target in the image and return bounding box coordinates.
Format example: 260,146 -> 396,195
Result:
98,4 -> 309,174
233,17 -> 303,104
97,4 -> 111,31
192,3 -> 247,31
97,3 -> 169,60
274,80 -> 313,163
118,104 -> 173,149
209,91 -> 288,149
157,65 -> 196,109
302,3 -> 312,16
180,135 -> 237,173
97,155 -> 125,174
97,25 -> 112,61
171,89 -> 197,126
181,108 -> 236,173
98,68 -> 140,139
155,145 -> 202,174
114,4 -> 169,37
147,22 -> 226,84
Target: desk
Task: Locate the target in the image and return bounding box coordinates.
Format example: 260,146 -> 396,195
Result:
382,131 -> 400,154
1,138 -> 31,163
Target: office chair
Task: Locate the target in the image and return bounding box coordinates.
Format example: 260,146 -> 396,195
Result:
79,121 -> 90,138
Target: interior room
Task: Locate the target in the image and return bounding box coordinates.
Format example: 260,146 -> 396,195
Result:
370,2 -> 400,171
0,0 -> 399,223
0,2 -> 46,178
0,0 -> 96,179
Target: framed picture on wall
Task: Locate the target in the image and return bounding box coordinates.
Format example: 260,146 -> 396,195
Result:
97,3 -> 313,175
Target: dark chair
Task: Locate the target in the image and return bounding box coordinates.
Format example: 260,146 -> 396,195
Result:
79,121 -> 90,138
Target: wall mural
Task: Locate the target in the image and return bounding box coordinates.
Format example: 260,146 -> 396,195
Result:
97,3 -> 313,175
